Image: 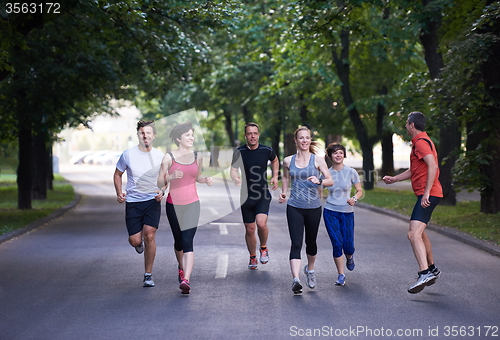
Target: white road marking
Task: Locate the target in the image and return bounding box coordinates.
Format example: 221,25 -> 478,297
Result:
215,253 -> 229,279
209,223 -> 241,235
208,207 -> 218,215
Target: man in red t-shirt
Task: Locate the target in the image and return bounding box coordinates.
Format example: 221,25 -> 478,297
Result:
383,111 -> 443,294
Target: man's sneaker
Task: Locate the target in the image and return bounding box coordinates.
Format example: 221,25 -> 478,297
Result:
303,265 -> 316,289
178,268 -> 185,283
335,274 -> 346,286
143,274 -> 155,287
135,242 -> 144,254
259,247 -> 269,264
408,271 -> 436,294
426,267 -> 441,286
292,278 -> 302,294
248,256 -> 258,270
346,255 -> 355,271
179,279 -> 191,294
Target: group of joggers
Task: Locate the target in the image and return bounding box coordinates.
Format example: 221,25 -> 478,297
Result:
114,111 -> 442,295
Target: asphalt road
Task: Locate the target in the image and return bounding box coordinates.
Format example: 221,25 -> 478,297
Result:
0,165 -> 499,340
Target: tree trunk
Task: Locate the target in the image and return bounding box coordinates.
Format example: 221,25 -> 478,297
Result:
438,122 -> 460,206
380,132 -> 394,177
223,108 -> 236,147
242,105 -> 252,124
420,0 -> 460,206
331,28 -> 376,190
32,132 -> 48,200
17,107 -> 33,210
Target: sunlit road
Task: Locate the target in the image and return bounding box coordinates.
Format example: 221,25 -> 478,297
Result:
0,165 -> 499,340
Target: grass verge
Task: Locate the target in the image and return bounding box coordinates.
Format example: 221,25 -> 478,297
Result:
0,175 -> 75,236
362,188 -> 500,246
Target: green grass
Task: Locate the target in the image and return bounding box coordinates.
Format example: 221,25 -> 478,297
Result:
362,188 -> 500,246
0,175 -> 75,236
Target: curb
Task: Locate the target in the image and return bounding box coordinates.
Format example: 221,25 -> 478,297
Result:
0,193 -> 82,245
356,202 -> 500,258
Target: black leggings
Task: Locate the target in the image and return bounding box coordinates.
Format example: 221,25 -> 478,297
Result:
166,201 -> 200,253
286,205 -> 322,260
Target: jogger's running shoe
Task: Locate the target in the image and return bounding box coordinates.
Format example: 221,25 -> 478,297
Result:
248,256 -> 258,270
259,247 -> 269,264
335,274 -> 346,286
135,242 -> 144,254
178,268 -> 185,283
346,255 -> 355,271
408,271 -> 436,294
179,279 -> 191,294
303,265 -> 316,289
143,273 -> 155,287
292,278 -> 303,294
426,266 -> 441,286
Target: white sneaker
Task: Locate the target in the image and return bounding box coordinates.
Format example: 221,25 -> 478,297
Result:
135,242 -> 144,254
292,278 -> 302,294
143,273 -> 155,287
408,271 -> 436,294
303,265 -> 316,289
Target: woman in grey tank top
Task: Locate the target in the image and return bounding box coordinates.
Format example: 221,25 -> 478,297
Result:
279,126 -> 333,294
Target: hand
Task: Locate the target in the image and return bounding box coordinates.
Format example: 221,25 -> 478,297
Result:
278,193 -> 287,204
233,177 -> 241,186
347,197 -> 357,206
270,177 -> 279,191
382,175 -> 395,185
205,177 -> 213,186
117,193 -> 126,203
154,189 -> 164,202
421,194 -> 431,208
171,167 -> 184,180
307,176 -> 321,185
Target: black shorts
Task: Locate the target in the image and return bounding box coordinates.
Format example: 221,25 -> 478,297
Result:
240,194 -> 271,224
125,199 -> 161,236
410,195 -> 440,224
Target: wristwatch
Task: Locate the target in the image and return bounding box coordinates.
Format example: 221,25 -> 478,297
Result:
352,196 -> 357,202
318,178 -> 323,185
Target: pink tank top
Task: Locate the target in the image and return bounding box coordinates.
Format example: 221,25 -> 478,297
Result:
166,152 -> 199,205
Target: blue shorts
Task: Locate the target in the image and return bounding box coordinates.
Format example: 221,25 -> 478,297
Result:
125,199 -> 161,236
240,194 -> 271,224
410,195 -> 440,224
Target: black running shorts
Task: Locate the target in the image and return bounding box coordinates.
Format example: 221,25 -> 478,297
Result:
410,195 -> 440,224
125,199 -> 161,236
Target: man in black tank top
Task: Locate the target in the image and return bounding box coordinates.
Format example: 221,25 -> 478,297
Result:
230,123 -> 279,269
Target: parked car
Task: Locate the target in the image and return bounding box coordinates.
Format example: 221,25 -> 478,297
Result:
83,150 -> 112,165
69,151 -> 94,164
94,151 -> 122,165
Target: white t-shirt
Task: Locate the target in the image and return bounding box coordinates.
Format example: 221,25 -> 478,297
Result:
116,145 -> 164,202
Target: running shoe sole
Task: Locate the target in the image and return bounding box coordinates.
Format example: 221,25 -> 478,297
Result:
292,281 -> 303,294
260,249 -> 269,264
180,281 -> 190,294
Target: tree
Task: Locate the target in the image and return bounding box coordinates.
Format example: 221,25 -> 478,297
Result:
0,0 -> 237,209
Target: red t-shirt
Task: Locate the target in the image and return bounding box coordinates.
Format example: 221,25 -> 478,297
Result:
410,132 -> 443,197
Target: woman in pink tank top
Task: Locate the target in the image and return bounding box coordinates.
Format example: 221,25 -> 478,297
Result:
157,122 -> 213,294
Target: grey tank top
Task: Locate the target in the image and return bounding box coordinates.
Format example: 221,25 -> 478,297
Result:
288,153 -> 321,209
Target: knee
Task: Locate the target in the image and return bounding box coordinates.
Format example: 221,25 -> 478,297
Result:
143,231 -> 156,244
245,224 -> 256,234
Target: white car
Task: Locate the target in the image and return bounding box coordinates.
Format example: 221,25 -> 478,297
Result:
94,151 -> 122,165
84,150 -> 112,165
69,151 -> 94,164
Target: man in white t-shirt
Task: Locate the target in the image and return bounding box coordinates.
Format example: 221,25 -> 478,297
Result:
113,120 -> 166,287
